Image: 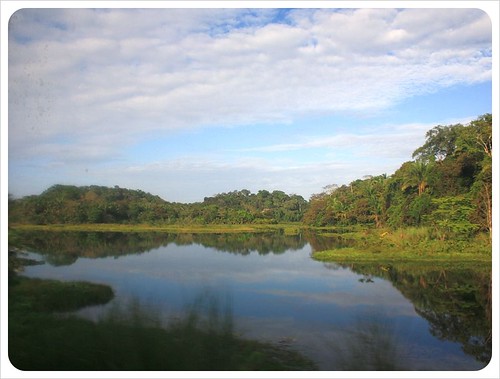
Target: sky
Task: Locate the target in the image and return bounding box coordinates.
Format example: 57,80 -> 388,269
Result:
6,6 -> 493,203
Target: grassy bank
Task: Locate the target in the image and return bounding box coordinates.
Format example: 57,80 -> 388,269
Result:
9,222 -> 302,235
312,227 -> 491,270
313,248 -> 491,271
9,276 -> 114,313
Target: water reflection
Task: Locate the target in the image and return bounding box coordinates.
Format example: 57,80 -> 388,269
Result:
304,230 -> 356,252
325,262 -> 492,365
12,231 -> 170,265
13,230 -> 309,265
11,230 -> 491,370
9,282 -> 315,371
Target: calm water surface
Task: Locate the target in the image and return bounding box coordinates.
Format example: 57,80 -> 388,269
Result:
18,231 -> 490,370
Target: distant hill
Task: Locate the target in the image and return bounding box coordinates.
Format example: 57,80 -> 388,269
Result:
8,185 -> 308,225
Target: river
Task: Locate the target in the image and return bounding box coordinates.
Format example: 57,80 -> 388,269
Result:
16,230 -> 490,370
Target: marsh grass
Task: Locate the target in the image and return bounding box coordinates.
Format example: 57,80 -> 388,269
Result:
9,276 -> 114,313
313,227 -> 491,270
8,270 -> 315,371
330,317 -> 404,370
9,222 -> 302,234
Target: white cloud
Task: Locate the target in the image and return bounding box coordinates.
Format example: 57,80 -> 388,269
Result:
233,121 -> 439,158
7,7 -> 492,200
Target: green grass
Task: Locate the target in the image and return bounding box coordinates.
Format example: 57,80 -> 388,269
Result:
9,276 -> 114,313
313,248 -> 490,269
9,222 -> 303,234
312,227 -> 491,270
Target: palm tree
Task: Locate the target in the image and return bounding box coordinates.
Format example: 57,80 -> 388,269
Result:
402,160 -> 434,196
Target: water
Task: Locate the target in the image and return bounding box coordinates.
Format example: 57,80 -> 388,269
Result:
16,231 -> 490,370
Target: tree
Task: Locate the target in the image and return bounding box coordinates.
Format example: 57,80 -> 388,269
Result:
407,193 -> 433,226
428,196 -> 478,240
472,113 -> 492,158
402,160 -> 435,196
364,175 -> 387,228
456,114 -> 492,158
303,192 -> 331,226
470,156 -> 492,237
413,124 -> 462,161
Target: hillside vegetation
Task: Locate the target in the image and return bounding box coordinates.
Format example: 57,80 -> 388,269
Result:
305,114 -> 492,240
9,186 -> 308,225
9,114 -> 492,241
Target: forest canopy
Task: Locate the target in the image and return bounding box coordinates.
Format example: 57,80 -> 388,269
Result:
8,185 -> 308,226
9,114 -> 492,239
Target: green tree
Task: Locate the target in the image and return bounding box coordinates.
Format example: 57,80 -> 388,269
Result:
363,175 -> 387,228
407,192 -> 433,226
402,160 -> 435,196
456,113 -> 492,158
412,124 -> 462,161
428,196 -> 478,240
470,156 -> 492,237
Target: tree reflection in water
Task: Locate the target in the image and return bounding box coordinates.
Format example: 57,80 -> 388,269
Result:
12,230 -> 308,265
323,261 -> 492,366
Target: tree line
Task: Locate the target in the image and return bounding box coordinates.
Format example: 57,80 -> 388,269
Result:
8,185 -> 308,225
9,114 -> 492,239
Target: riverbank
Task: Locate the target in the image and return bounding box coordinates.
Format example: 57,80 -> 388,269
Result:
311,227 -> 491,271
8,222 -> 302,235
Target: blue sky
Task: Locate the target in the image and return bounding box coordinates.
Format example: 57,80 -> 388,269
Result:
6,7 -> 493,202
